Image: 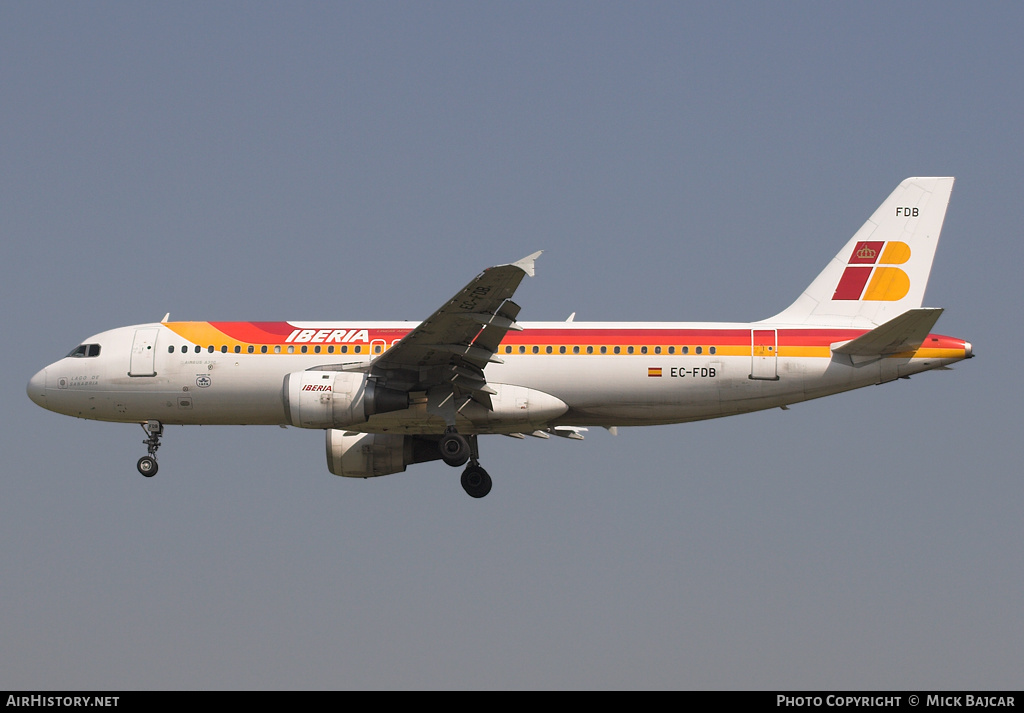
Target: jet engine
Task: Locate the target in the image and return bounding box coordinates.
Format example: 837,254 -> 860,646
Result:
326,430 -> 442,478
283,371 -> 408,429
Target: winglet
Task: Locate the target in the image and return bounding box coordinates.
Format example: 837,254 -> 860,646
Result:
511,250 -> 543,278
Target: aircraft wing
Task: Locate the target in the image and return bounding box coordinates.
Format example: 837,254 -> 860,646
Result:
365,251 -> 541,407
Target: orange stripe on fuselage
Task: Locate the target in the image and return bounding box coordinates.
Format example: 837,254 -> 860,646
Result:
160,322 -> 968,359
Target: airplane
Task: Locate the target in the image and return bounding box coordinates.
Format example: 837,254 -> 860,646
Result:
27,177 -> 972,498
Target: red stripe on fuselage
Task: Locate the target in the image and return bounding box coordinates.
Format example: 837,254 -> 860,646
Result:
209,322 -> 296,343
191,323 -> 966,353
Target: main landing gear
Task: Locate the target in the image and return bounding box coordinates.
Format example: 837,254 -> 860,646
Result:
137,420 -> 163,477
439,428 -> 492,499
461,463 -> 492,499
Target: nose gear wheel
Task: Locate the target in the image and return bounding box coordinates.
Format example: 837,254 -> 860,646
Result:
137,420 -> 163,478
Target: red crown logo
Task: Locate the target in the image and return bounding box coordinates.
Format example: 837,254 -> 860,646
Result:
856,245 -> 877,260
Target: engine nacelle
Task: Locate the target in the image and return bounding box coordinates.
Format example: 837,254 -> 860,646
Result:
283,371 -> 408,429
326,430 -> 442,478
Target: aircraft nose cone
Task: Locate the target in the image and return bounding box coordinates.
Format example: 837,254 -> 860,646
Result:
27,368 -> 46,407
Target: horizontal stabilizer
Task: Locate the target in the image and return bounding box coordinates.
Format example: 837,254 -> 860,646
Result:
832,308 -> 944,357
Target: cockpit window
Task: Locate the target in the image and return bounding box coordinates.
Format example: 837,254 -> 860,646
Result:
67,344 -> 101,358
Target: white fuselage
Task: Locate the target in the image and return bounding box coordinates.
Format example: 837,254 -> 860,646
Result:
27,319 -> 971,433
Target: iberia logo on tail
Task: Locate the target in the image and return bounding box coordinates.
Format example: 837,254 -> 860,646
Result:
832,241 -> 912,301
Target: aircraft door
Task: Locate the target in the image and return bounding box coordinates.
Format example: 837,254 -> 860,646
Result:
129,328 -> 159,377
750,329 -> 779,381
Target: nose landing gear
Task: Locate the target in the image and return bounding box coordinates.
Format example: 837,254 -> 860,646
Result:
137,420 -> 163,477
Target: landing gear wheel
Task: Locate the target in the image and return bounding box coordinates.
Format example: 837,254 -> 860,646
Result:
439,431 -> 470,467
137,420 -> 164,477
461,464 -> 492,499
137,456 -> 158,477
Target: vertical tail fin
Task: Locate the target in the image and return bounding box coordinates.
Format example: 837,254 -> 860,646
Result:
766,177 -> 955,327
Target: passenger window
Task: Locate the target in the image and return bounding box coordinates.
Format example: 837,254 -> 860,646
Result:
655,346 -> 661,354
505,346 -> 512,354
247,345 -> 255,354
682,347 -> 689,355
627,346 -> 634,354
559,346 -> 566,354
195,345 -> 201,354
314,346 -> 321,354
287,346 -> 294,354
519,346 -> 526,354
696,346 -> 703,355
641,346 -> 648,354
668,346 -> 675,354
586,346 -> 593,354
533,346 -> 539,354
600,346 -> 607,354
234,345 -> 241,354
275,345 -> 281,354
340,346 -> 347,354
168,346 -> 174,354
221,346 -> 228,354
546,346 -> 552,354
573,346 -> 580,354
301,346 -> 308,354
353,346 -> 361,353
261,346 -> 268,354
709,346 -> 716,355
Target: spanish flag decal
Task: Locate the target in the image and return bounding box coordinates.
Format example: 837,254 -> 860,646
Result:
648,367 -> 663,377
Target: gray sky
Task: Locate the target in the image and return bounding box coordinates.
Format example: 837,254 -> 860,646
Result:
2,2 -> 1020,690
